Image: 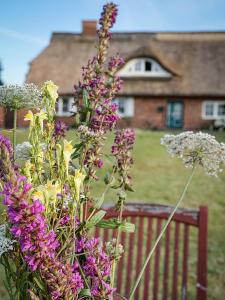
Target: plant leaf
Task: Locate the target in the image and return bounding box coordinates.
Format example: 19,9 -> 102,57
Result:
79,289 -> 92,297
85,210 -> 106,229
96,219 -> 119,229
93,194 -> 105,209
120,221 -> 135,233
82,90 -> 89,107
96,219 -> 135,233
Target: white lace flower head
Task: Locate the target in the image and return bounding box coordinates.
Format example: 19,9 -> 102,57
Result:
161,131 -> 225,177
0,83 -> 42,110
15,141 -> 32,161
0,224 -> 15,257
15,142 -> 46,161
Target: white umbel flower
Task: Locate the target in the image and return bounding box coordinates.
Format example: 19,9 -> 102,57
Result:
0,224 -> 15,257
161,131 -> 225,177
15,141 -> 32,160
0,83 -> 42,110
16,142 -> 46,161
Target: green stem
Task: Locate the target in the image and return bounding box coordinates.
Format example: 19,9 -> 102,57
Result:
111,198 -> 124,288
13,109 -> 17,159
128,167 -> 196,300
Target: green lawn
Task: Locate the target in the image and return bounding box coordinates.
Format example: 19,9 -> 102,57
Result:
0,128 -> 224,299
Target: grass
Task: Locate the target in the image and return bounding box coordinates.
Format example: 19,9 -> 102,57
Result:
0,128 -> 224,299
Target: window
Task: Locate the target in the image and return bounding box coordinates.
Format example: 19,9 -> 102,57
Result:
118,57 -> 171,78
56,97 -> 76,117
202,101 -> 225,119
62,98 -> 69,113
145,61 -> 152,71
205,103 -> 214,117
218,103 -> 225,116
113,97 -> 134,117
118,98 -> 125,114
135,61 -> 142,71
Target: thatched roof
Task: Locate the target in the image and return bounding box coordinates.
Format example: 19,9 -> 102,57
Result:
26,30 -> 225,97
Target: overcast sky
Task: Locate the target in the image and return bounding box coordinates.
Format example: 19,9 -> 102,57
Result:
1,0 -> 225,84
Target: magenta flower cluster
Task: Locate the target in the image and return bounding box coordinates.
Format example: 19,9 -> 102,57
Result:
2,174 -> 83,299
74,2 -> 125,180
76,237 -> 115,299
112,129 -> 135,157
90,99 -> 120,133
112,129 -> 135,181
99,2 -> 118,31
0,135 -> 14,181
0,135 -> 13,160
53,120 -> 69,140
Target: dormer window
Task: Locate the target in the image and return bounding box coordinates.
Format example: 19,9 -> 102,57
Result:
145,60 -> 152,71
118,57 -> 172,78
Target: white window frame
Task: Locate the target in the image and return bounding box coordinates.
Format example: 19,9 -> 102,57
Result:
56,97 -> 76,117
118,57 -> 171,78
113,97 -> 134,118
202,101 -> 225,120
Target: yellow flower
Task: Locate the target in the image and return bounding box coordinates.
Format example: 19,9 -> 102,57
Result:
63,140 -> 73,175
42,81 -> 58,100
33,181 -> 61,208
64,140 -> 73,153
36,110 -> 47,121
33,190 -> 44,202
23,160 -> 33,182
24,110 -> 34,126
45,180 -> 61,200
36,111 -> 47,132
24,110 -> 47,132
73,170 -> 86,201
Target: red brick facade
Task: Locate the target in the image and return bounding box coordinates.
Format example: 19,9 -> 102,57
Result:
1,97 -> 217,130
117,97 -> 214,130
0,107 -> 4,127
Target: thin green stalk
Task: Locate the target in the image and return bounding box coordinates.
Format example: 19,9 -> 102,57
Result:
128,167 -> 196,300
111,198 -> 124,288
12,109 -> 17,159
74,254 -> 95,300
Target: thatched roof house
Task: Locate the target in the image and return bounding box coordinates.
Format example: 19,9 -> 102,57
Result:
3,21 -> 225,129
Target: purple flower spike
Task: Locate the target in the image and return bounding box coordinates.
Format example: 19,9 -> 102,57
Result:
0,134 -> 13,159
53,120 -> 69,140
2,174 -> 83,299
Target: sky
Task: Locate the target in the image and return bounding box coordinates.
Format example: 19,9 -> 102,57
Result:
1,0 -> 225,84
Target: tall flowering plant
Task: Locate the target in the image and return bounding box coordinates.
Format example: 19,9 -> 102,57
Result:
0,3 -> 135,300
1,3 -> 225,300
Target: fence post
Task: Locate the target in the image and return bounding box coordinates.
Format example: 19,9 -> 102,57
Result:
197,206 -> 208,300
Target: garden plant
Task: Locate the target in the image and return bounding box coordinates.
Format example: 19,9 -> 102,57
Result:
0,2 -> 225,300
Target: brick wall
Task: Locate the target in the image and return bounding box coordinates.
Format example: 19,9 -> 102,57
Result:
0,107 -> 4,127
55,116 -> 74,126
183,99 -> 212,129
5,97 -> 223,130
17,109 -> 30,127
132,97 -> 167,129
129,97 -> 215,130
16,109 -> 75,127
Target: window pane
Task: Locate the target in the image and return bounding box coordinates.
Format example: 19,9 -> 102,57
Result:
62,98 -> 69,112
205,103 -> 214,116
118,99 -> 125,114
134,61 -> 142,71
145,61 -> 152,71
218,103 -> 225,116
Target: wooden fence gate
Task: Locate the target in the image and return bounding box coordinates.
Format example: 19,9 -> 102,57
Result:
94,203 -> 208,300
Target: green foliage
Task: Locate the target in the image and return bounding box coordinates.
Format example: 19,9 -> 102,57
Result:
97,219 -> 135,233
85,210 -> 106,229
